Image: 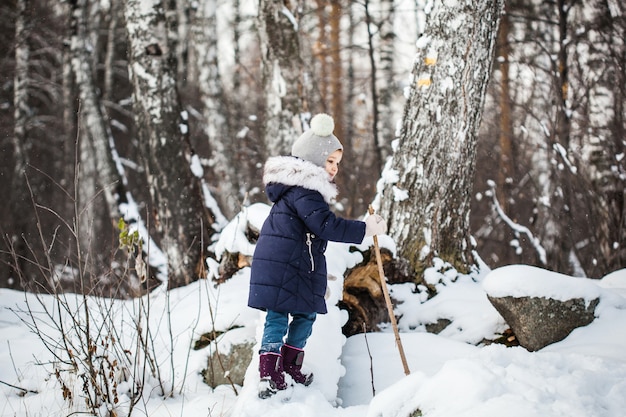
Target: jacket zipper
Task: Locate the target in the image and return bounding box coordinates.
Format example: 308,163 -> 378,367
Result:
306,232 -> 315,272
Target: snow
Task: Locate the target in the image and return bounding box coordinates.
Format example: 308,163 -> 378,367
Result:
2,203 -> 626,417
189,153 -> 204,177
212,203 -> 270,259
485,180 -> 548,264
416,35 -> 431,49
483,264 -> 601,302
392,185 -> 409,202
280,6 -> 298,31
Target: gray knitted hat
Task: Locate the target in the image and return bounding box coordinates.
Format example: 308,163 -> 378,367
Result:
291,113 -> 343,167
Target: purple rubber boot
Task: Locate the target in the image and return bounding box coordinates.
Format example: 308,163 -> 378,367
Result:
258,352 -> 287,399
280,344 -> 313,386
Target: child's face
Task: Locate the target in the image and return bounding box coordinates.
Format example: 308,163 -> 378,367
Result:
325,149 -> 343,180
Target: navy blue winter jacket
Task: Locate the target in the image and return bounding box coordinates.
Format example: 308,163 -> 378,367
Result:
248,156 -> 366,314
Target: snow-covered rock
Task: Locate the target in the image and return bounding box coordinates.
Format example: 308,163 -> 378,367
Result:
484,265 -> 601,351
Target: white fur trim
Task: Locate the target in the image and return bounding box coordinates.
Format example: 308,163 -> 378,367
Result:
263,156 -> 338,203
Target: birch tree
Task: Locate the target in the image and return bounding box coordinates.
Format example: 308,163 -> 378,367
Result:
192,0 -> 239,218
329,2 -> 343,142
61,1 -> 77,212
7,0 -> 32,287
540,0 -> 577,274
471,0 -> 626,277
376,0 -> 396,164
572,0 -> 626,275
102,0 -> 120,102
498,0 -> 616,276
495,7 -> 514,213
364,0 -> 394,169
68,0 -> 171,293
258,0 -> 307,157
597,0 -> 626,272
70,0 -> 122,277
378,0 -> 504,275
124,0 -> 214,288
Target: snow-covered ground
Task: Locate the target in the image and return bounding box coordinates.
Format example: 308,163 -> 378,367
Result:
1,202 -> 625,416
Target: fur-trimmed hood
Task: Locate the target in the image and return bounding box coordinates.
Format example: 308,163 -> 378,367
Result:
263,156 -> 337,204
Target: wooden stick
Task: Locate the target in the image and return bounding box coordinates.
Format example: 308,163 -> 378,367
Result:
368,206 -> 411,376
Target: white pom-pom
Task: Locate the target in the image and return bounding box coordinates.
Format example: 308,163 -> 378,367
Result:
310,113 -> 335,137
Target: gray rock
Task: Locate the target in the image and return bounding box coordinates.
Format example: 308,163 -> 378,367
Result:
487,295 -> 599,351
203,341 -> 254,388
425,318 -> 452,334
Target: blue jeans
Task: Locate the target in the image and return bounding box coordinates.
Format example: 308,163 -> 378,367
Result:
260,310 -> 317,354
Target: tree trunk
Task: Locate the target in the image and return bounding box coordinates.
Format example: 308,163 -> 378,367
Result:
496,8 -> 514,213
232,0 -> 242,93
173,0 -> 190,89
330,2 -> 343,142
377,0 -> 396,164
8,0 -> 32,289
124,0 -> 214,288
552,0 -> 577,273
62,1 -> 77,221
70,0 -> 124,284
571,0 -> 626,276
192,0 -> 239,218
378,0 -> 503,275
258,0 -> 306,157
528,0 -> 579,275
364,0 -> 382,171
315,0 -> 329,108
608,3 -> 626,271
102,0 -> 119,102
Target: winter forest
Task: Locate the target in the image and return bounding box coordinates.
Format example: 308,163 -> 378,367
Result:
1,0 -> 624,293
1,0 -> 626,416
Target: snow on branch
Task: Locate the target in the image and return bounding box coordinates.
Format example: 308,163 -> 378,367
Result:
486,180 -> 547,264
281,6 -> 298,30
553,142 -> 578,174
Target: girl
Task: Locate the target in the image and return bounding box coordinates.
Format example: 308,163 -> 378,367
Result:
248,113 -> 387,398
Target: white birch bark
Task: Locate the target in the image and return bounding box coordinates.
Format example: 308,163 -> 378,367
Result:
376,0 -> 396,162
192,0 -> 239,218
103,0 -> 119,102
377,0 -> 504,274
124,0 -> 214,288
573,0 -> 626,274
8,0 -> 32,285
70,0 -> 121,229
67,0 -> 131,283
258,0 -> 306,157
12,0 -> 29,203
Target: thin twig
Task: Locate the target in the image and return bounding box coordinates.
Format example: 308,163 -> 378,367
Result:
7,341 -> 22,383
179,217 -> 206,396
0,379 -> 38,395
362,322 -> 375,397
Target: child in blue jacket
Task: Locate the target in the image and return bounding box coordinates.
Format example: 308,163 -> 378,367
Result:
248,113 -> 387,398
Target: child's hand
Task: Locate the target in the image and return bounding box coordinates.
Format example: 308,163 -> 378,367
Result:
365,214 -> 387,236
